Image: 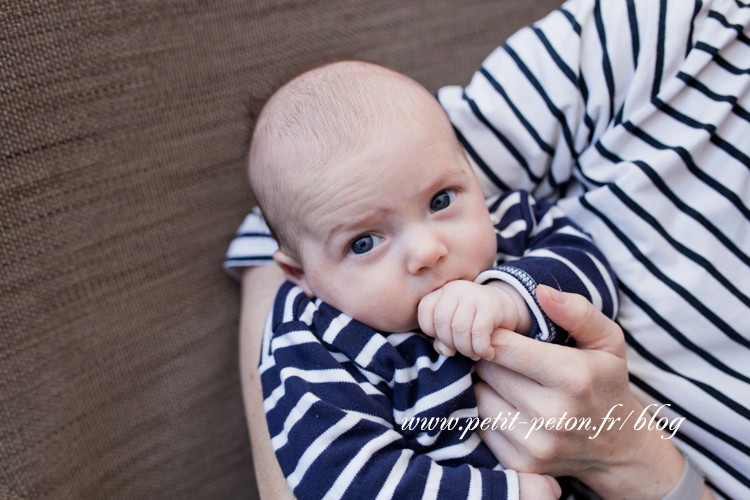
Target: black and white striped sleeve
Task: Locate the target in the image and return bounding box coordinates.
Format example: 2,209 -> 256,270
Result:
437,0 -> 642,201
223,207 -> 278,280
477,190 -> 618,344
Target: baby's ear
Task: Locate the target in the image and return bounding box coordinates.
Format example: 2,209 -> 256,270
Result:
273,250 -> 315,298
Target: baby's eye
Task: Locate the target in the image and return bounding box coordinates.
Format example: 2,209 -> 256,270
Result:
430,189 -> 457,212
350,234 -> 383,255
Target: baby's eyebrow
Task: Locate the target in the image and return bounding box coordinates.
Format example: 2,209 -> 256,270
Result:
322,164 -> 466,249
428,166 -> 463,190
324,210 -> 387,248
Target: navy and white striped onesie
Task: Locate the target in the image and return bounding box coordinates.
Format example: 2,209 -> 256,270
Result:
229,191 -> 617,500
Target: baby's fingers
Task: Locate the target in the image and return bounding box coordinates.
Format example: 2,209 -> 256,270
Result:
433,339 -> 457,357
417,290 -> 441,338
471,312 -> 495,360
450,301 -> 479,359
471,332 -> 494,360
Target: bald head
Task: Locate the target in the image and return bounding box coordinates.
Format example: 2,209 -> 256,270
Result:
248,61 -> 457,258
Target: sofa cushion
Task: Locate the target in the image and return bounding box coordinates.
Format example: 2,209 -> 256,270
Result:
0,1 -> 561,498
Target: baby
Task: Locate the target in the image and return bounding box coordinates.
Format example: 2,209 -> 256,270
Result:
248,61 -> 617,500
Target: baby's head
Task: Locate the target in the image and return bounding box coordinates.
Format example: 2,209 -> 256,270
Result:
249,61 -> 497,332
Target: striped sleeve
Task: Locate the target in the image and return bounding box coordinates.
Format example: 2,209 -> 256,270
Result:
477,190 -> 618,344
437,0 -> 643,201
223,207 -> 278,280
440,0 -> 750,497
261,282 -> 518,500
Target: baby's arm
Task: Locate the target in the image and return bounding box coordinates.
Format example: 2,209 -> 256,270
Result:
421,190 -> 618,360
480,191 -> 619,344
418,280 -> 531,360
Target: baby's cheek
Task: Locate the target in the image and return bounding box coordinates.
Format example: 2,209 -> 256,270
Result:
370,286 -> 420,332
485,235 -> 497,268
470,227 -> 497,275
343,280 -> 393,326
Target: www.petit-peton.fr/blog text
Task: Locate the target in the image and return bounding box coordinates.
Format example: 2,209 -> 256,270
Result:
400,404 -> 685,441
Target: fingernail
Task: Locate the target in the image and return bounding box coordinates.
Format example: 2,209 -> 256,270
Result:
434,342 -> 451,357
540,284 -> 565,304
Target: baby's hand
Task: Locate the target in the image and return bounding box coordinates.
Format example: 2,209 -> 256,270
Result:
417,280 -> 530,360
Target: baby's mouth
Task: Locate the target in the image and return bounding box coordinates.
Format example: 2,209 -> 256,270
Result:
426,281 -> 448,296
425,277 -> 460,296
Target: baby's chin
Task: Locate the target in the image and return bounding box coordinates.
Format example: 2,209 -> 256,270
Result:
359,313 -> 420,334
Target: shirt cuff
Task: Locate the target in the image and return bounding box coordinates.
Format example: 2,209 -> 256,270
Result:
223,207 -> 279,281
474,265 -> 559,343
662,454 -> 705,500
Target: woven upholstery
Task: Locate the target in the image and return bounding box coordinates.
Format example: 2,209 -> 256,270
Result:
1,1 -> 562,498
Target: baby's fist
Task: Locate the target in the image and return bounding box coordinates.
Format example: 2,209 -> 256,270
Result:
418,280 -> 516,360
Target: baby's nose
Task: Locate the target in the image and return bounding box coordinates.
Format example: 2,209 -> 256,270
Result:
406,230 -> 448,275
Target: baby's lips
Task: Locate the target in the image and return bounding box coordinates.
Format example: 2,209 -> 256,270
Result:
424,276 -> 458,296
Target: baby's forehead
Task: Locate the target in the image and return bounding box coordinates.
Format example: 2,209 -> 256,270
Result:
301,139 -> 466,220
252,61 -> 460,236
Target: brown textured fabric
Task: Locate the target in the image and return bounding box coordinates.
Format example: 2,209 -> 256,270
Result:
1,1 -> 562,498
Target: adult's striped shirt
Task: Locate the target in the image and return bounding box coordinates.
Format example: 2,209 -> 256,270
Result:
252,190 -> 617,500
435,0 -> 749,498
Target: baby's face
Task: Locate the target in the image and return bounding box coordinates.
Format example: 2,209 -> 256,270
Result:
293,116 -> 497,332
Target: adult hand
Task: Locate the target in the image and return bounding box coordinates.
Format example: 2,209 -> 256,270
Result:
474,285 -> 706,500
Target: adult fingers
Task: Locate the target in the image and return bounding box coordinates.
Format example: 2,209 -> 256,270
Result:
476,374 -> 565,477
474,381 -> 523,465
477,426 -> 519,470
517,473 -> 563,500
475,359 -> 545,412
536,285 -> 625,357
486,328 -> 570,386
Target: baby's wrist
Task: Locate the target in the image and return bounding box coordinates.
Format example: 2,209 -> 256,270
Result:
485,280 -> 533,334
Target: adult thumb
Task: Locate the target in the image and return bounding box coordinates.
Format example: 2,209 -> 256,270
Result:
536,284 -> 625,356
